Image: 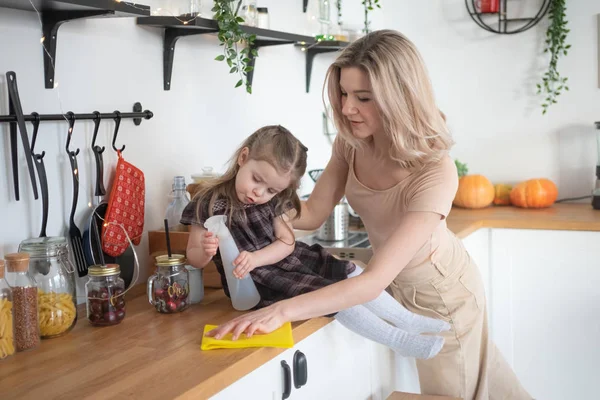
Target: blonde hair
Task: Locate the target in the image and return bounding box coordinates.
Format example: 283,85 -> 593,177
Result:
194,125 -> 308,226
324,29 -> 454,168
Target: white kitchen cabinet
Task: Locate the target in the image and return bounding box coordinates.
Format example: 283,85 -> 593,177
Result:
210,347 -> 290,400
489,229 -> 600,400
212,320 -> 381,400
211,320 -> 420,400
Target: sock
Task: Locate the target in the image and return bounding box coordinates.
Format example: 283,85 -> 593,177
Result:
335,305 -> 444,360
348,265 -> 450,334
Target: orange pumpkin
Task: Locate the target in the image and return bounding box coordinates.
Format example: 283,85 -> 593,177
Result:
509,178 -> 558,208
493,183 -> 512,206
453,175 -> 495,209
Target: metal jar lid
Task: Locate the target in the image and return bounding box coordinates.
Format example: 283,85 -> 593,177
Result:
155,254 -> 186,267
88,264 -> 121,277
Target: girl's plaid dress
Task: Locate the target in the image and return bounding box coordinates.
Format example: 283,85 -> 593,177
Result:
181,197 -> 356,308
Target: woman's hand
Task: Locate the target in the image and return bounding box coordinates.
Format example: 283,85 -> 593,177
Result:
205,303 -> 286,340
202,231 -> 219,258
233,251 -> 259,278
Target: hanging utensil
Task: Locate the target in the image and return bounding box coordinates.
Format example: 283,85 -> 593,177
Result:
30,112 -> 49,238
65,112 -> 87,277
6,71 -> 38,201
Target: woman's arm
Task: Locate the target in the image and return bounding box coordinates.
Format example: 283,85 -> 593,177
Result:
208,210 -> 443,339
293,151 -> 349,231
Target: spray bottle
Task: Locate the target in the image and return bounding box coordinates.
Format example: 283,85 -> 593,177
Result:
204,215 -> 261,310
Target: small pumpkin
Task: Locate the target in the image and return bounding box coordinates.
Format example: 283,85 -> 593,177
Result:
493,183 -> 512,206
453,160 -> 495,209
509,178 -> 558,208
453,175 -> 495,209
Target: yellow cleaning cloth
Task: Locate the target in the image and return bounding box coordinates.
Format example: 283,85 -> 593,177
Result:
201,322 -> 294,350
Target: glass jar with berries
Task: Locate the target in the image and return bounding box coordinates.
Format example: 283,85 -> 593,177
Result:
147,254 -> 190,314
85,264 -> 126,326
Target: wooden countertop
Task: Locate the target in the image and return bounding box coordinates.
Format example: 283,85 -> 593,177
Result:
0,284 -> 332,399
1,203 -> 598,399
446,203 -> 600,238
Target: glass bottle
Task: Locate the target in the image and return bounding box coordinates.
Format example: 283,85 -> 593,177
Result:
18,237 -> 77,338
187,0 -> 201,16
256,7 -> 269,29
147,254 -> 190,314
0,260 -> 15,360
242,0 -> 257,27
165,176 -> 191,232
5,253 -> 40,352
86,264 -> 126,327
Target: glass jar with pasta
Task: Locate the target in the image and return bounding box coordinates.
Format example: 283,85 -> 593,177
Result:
18,237 -> 77,339
0,260 -> 15,360
85,264 -> 126,326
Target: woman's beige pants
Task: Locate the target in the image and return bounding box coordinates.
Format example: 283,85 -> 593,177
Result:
390,235 -> 532,400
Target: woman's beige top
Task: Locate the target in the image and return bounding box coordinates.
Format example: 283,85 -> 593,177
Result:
333,137 -> 459,269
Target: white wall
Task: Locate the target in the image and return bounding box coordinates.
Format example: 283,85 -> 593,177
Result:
1,0 -> 598,290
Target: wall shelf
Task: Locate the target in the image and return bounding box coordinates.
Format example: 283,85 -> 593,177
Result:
0,0 -> 151,89
137,16 -> 315,91
465,0 -> 550,34
295,40 -> 348,93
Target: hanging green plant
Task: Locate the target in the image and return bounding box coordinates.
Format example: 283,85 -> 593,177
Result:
536,0 -> 570,114
213,0 -> 257,93
362,0 -> 381,34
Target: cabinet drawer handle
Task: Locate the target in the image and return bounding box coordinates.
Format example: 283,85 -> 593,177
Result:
281,360 -> 292,399
293,350 -> 308,389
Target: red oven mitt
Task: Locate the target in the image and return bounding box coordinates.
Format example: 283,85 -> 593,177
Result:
101,151 -> 145,257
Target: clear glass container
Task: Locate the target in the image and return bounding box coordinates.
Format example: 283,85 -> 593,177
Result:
18,237 -> 77,339
257,7 -> 269,29
187,0 -> 201,16
185,265 -> 204,304
242,0 -> 257,26
0,260 -> 15,360
5,253 -> 40,352
86,265 -> 126,326
147,254 -> 190,313
166,176 -> 191,232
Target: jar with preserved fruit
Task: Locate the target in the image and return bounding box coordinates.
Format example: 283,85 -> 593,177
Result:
86,265 -> 126,326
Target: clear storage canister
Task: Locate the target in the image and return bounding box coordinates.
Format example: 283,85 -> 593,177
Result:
19,237 -> 77,338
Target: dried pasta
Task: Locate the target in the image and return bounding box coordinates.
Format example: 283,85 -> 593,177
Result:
0,298 -> 15,359
38,291 -> 76,337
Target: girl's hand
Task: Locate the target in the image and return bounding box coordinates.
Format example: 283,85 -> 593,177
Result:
205,303 -> 286,340
202,232 -> 219,258
233,251 -> 258,278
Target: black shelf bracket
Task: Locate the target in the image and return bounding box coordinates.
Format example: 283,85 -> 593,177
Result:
297,42 -> 348,93
246,39 -> 296,88
164,27 -> 217,90
303,0 -> 308,12
42,10 -> 112,89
